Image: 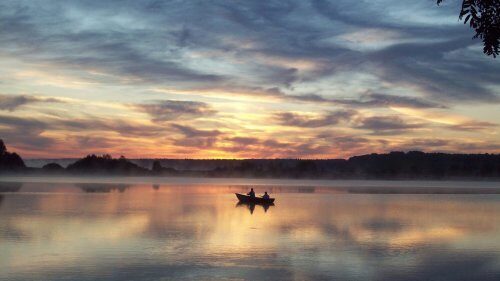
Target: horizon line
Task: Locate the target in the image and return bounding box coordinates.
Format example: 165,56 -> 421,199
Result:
23,150 -> 500,161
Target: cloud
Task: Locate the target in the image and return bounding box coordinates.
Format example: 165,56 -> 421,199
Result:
261,139 -> 290,149
356,115 -> 424,135
0,114 -> 169,153
131,100 -> 217,122
274,109 -> 357,128
216,135 -> 327,157
50,117 -> 166,138
220,135 -> 338,158
0,3 -> 226,88
227,137 -> 260,146
0,94 -> 63,111
367,38 -> 500,103
404,138 -> 452,148
171,124 -> 222,138
317,133 -> 370,148
0,0 -> 498,158
73,136 -> 118,149
358,93 -> 446,109
289,93 -> 446,109
391,138 -> 500,153
171,124 -> 223,148
1,0 -> 498,105
446,120 -> 497,132
0,115 -> 54,150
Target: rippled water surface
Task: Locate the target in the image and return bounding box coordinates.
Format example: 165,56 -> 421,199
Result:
1,179 -> 500,280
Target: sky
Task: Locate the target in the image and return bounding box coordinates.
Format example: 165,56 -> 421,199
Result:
0,0 -> 499,159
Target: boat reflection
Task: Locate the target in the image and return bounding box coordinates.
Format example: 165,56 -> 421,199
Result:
76,183 -> 130,193
236,201 -> 275,214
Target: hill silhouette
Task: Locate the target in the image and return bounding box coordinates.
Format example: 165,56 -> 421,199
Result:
66,154 -> 148,175
42,163 -> 65,173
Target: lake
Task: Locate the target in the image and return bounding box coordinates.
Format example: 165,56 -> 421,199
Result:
1,177 -> 500,281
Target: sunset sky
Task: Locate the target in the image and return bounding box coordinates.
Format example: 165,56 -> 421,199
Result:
0,0 -> 499,159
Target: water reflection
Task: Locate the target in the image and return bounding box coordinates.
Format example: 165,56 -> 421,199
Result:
236,201 -> 274,214
0,182 -> 22,192
0,182 -> 499,281
0,183 -> 22,209
76,183 -> 130,193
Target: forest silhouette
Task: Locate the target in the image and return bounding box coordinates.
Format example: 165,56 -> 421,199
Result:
1,139 -> 499,179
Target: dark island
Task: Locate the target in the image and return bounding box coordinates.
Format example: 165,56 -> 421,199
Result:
1,139 -> 499,180
0,140 -> 25,171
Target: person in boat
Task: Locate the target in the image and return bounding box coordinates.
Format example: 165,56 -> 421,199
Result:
262,191 -> 270,199
247,188 -> 255,198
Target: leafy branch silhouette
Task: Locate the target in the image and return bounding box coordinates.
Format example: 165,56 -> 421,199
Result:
438,0 -> 499,57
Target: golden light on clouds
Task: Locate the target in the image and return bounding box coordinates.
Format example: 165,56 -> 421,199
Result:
391,107 -> 468,125
0,0 -> 498,159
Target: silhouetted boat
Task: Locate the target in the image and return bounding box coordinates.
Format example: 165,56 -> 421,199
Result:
235,193 -> 275,204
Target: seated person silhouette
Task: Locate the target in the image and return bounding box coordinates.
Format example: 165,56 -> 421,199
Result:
262,191 -> 270,199
247,188 -> 255,198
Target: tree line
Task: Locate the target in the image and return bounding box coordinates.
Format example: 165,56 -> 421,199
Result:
1,139 -> 499,179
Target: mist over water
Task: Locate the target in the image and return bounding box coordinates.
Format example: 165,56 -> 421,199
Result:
1,179 -> 500,280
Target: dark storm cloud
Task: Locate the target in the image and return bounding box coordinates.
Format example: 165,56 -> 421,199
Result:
0,94 -> 63,111
274,109 -> 357,128
356,116 -> 424,135
132,100 -> 217,122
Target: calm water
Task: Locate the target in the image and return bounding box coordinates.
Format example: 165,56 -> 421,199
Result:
1,179 -> 500,281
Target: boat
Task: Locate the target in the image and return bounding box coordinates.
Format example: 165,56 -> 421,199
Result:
235,193 -> 275,204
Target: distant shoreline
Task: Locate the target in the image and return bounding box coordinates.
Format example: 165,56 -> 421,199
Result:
1,175 -> 499,186
2,171 -> 500,182
2,140 -> 500,180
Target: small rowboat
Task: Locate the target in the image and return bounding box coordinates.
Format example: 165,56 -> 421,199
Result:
235,193 -> 275,204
